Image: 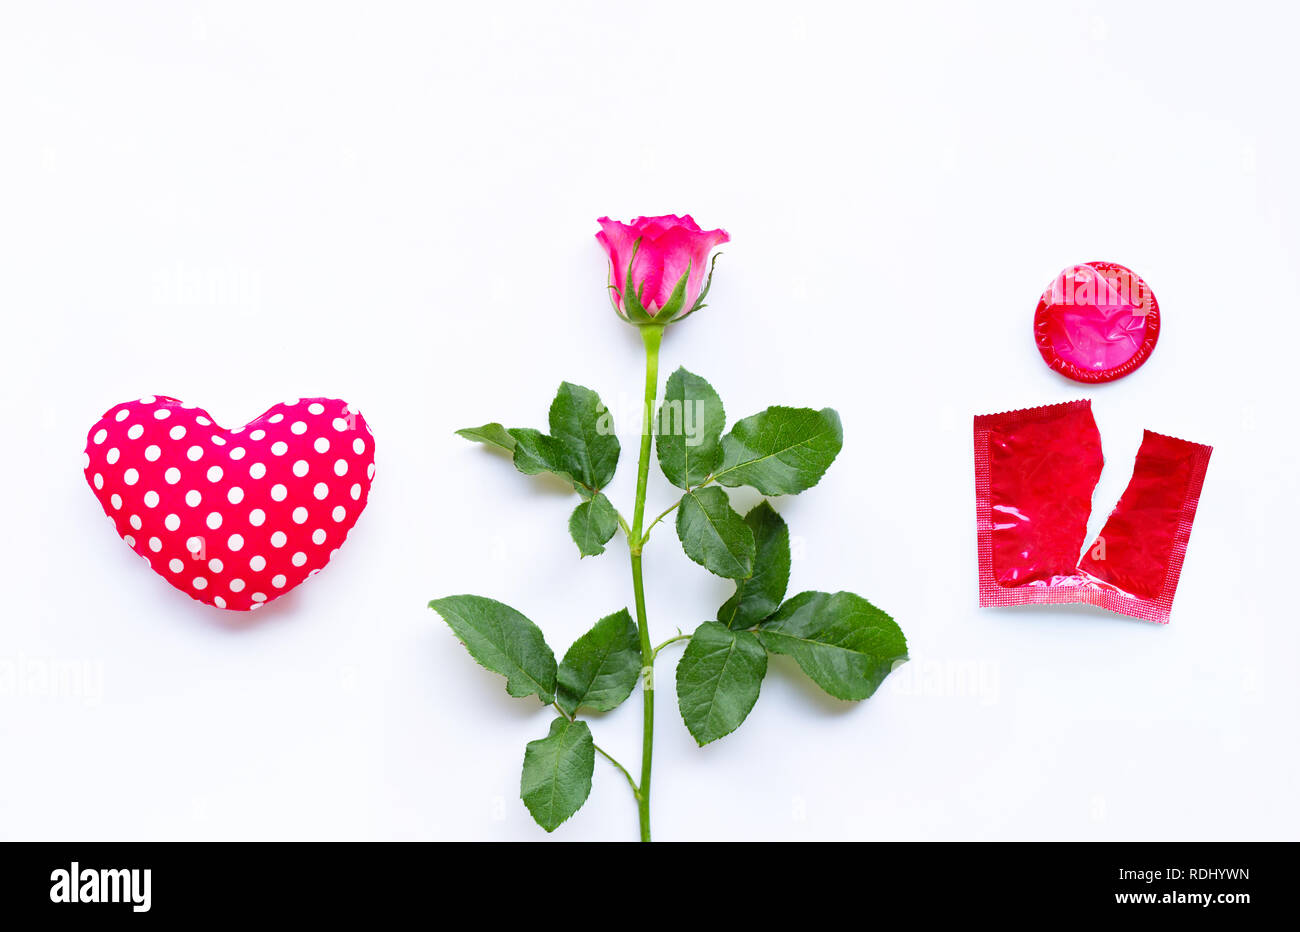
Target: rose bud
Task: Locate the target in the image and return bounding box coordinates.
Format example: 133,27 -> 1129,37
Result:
596,215 -> 729,325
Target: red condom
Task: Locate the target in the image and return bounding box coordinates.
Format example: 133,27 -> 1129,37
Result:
974,401 -> 1211,623
1034,262 -> 1159,383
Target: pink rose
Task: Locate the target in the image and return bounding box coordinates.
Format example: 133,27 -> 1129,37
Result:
596,215 -> 729,323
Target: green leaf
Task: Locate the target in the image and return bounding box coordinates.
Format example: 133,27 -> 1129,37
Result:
428,595 -> 557,704
675,486 -> 755,579
556,608 -> 641,716
719,501 -> 790,629
714,407 -> 843,495
655,367 -> 725,489
756,591 -> 906,701
675,622 -> 767,746
520,716 -> 595,832
549,382 -> 619,491
507,427 -> 573,482
463,386 -> 619,498
568,492 -> 619,557
456,422 -> 517,453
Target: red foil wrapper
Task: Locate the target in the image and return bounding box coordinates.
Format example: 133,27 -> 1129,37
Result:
974,400 -> 1211,623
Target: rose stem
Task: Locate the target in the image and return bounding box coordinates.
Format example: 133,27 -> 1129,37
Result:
628,322 -> 663,842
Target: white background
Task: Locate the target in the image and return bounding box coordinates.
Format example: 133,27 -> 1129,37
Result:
2,1 -> 1297,841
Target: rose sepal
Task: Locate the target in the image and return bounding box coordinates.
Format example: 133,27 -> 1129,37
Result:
673,252 -> 722,322
611,238 -> 657,325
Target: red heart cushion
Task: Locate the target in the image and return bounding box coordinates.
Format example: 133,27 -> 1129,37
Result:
83,395 -> 375,611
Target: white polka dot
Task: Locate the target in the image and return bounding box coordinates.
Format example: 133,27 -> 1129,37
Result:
169,425 -> 186,440
93,428 -> 108,444
271,484 -> 287,502
249,462 -> 266,480
353,438 -> 365,455
206,465 -> 223,482
249,555 -> 267,571
154,408 -> 170,420
169,558 -> 184,573
311,529 -> 326,545
148,537 -> 162,552
313,437 -> 330,453
314,482 -> 329,500
227,486 -> 244,505
292,506 -> 308,524
123,535 -> 136,548
129,514 -> 142,530
268,413 -> 284,424
250,429 -> 266,441
208,558 -> 223,573
271,441 -> 288,456
122,468 -> 138,486
367,463 -> 375,479
106,447 -> 120,465
214,596 -> 227,609
308,569 -> 320,578
229,578 -> 246,592
211,436 -> 226,446
110,493 -> 122,510
230,446 -> 246,460
228,533 -> 244,551
186,536 -> 203,554
251,592 -> 267,603
350,483 -> 361,501
140,396 -> 155,404
332,417 -> 348,432
93,472 -> 104,489
293,460 -> 309,477
206,512 -> 222,530
165,514 -> 181,531
291,551 -> 307,567
127,424 -> 144,440
145,444 -> 161,461
196,416 -> 212,427
271,574 -> 287,589
332,505 -> 346,522
187,445 -> 204,461
115,409 -> 130,422
249,508 -> 266,526
81,451 -> 90,469
308,403 -> 325,415
270,531 -> 287,548
334,459 -> 348,477
192,577 -> 207,590
185,490 -> 201,508
162,467 -> 179,485
291,421 -> 307,435
143,490 -> 159,508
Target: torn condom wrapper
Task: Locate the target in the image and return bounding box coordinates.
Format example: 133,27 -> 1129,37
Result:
973,400 -> 1211,623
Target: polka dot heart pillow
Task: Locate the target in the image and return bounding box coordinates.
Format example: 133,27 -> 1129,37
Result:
83,396 -> 375,611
